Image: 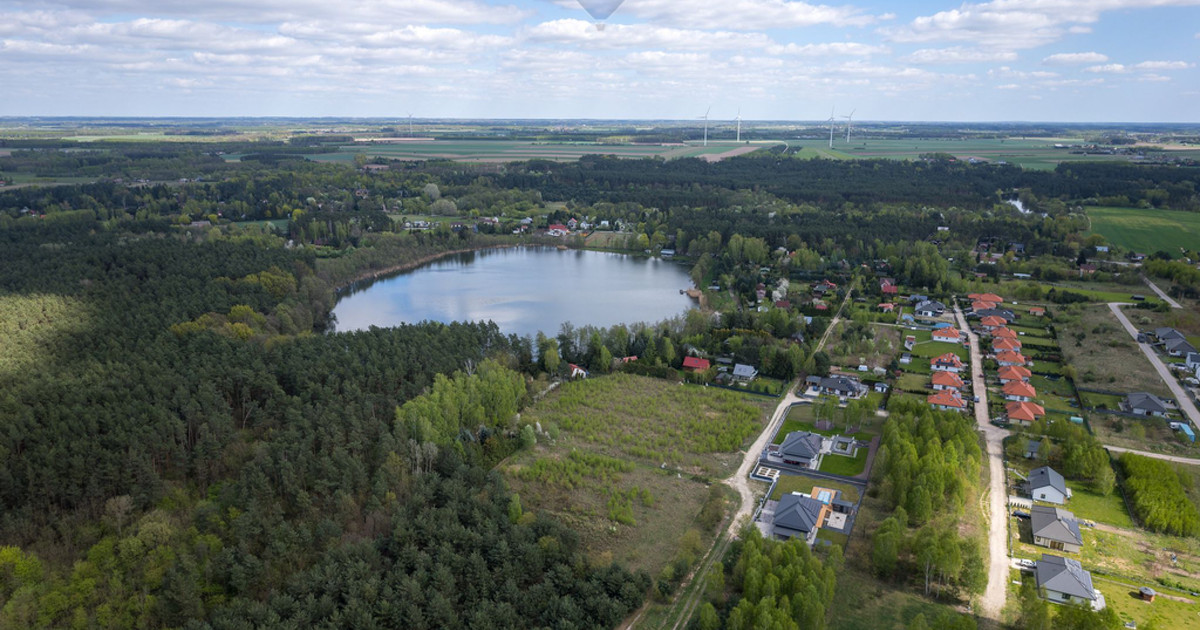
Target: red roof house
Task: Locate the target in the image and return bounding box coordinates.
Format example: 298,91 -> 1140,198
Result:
998,365 -> 1032,383
1006,401 -> 1045,425
980,316 -> 1007,330
928,390 -> 968,411
992,327 -> 1018,339
933,328 -> 962,342
682,357 -> 711,372
931,352 -> 964,372
1003,380 -> 1038,402
931,371 -> 964,390
993,337 -> 1022,352
996,351 -> 1028,367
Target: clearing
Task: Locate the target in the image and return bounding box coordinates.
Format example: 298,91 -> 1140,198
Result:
1088,206 -> 1200,255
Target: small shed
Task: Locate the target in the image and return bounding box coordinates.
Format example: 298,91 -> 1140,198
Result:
1140,586 -> 1156,602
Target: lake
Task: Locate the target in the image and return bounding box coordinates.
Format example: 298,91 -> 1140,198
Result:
331,247 -> 696,337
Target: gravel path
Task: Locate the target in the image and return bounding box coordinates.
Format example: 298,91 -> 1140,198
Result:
1107,302 -> 1200,428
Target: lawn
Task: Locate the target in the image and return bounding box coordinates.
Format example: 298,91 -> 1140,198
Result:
1057,305 -> 1173,396
1065,481 -> 1135,529
826,567 -> 961,630
769,474 -> 861,503
1088,206 -> 1200,255
895,372 -> 930,393
819,448 -> 870,477
774,415 -> 873,445
908,339 -> 968,361
1094,578 -> 1200,630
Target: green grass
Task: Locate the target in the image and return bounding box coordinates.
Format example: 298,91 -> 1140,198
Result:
769,474 -> 861,503
819,449 -> 869,477
774,415 -> 873,445
1088,206 -> 1200,255
895,372 -> 930,393
1094,579 -> 1200,630
1065,481 -> 1135,529
827,566 -> 966,630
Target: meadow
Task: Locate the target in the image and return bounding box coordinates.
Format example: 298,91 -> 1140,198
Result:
1087,206 -> 1200,254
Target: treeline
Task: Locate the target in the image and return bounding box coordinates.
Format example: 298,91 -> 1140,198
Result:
868,400 -> 986,599
1119,453 -> 1200,537
1008,420 -> 1114,495
692,527 -> 839,630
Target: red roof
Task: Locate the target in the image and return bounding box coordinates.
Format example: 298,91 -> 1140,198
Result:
815,303 -> 829,311
548,224 -> 569,231
996,351 -> 1027,365
882,284 -> 898,294
972,300 -> 998,311
879,303 -> 896,311
980,316 -> 1007,327
932,352 -> 963,368
933,328 -> 961,341
993,337 -> 1021,352
1006,401 -> 1045,422
931,371 -> 964,388
928,390 -> 967,408
682,357 -> 711,371
992,327 -> 1018,339
775,300 -> 791,309
1003,381 -> 1037,399
998,365 -> 1031,381
969,293 -> 1004,303
1029,307 -> 1045,315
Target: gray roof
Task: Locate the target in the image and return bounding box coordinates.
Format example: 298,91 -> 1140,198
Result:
779,431 -> 823,461
1126,392 -> 1169,414
915,300 -> 945,313
1155,327 -> 1185,341
820,375 -> 865,396
1036,554 -> 1096,600
1165,338 -> 1197,355
1028,466 -> 1068,496
1025,440 -> 1041,456
975,308 -> 1015,321
732,364 -> 758,378
1187,352 -> 1200,365
1031,505 -> 1082,546
773,493 -> 824,537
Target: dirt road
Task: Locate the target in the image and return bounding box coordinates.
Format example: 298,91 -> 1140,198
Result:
1142,276 -> 1182,309
954,304 -> 1009,619
1103,444 -> 1200,465
1107,303 -> 1200,428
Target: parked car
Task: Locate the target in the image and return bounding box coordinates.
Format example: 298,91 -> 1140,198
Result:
1012,510 -> 1030,519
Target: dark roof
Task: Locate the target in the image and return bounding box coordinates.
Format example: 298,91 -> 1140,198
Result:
1028,466 -> 1067,496
1036,554 -> 1096,600
974,308 -> 1015,321
779,431 -> 823,461
1031,506 -> 1082,546
773,493 -> 824,537
1165,338 -> 1197,355
1126,392 -> 1169,414
1155,327 -> 1186,341
820,375 -> 865,396
914,300 -> 945,313
1025,439 -> 1041,456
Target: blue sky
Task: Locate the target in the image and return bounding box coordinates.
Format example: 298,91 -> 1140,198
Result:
1,0 -> 1197,121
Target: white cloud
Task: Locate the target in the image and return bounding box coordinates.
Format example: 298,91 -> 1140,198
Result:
1133,60 -> 1193,70
524,19 -> 770,51
615,0 -> 878,30
996,83 -> 1021,89
903,47 -> 1018,64
9,0 -> 530,25
1084,64 -> 1128,73
765,42 -> 889,56
1042,52 -> 1108,65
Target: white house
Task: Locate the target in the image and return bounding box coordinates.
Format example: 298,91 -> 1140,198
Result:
1028,466 -> 1070,505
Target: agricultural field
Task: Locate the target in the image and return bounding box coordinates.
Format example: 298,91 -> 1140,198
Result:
1087,206 -> 1200,255
1057,305 -> 1172,397
304,139 -> 767,163
503,374 -> 769,574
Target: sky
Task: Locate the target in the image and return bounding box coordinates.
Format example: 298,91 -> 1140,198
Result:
1,0 -> 1198,121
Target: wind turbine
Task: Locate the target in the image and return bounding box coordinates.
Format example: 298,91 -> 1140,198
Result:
735,108 -> 742,143
842,109 -> 855,143
700,106 -> 711,147
827,107 -> 836,149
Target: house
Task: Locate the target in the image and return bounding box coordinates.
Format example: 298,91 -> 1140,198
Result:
1122,392 -> 1169,417
874,382 -> 890,393
1027,466 -> 1069,504
914,300 -> 946,318
732,364 -> 758,383
927,390 -> 968,411
818,375 -> 868,399
1165,337 -> 1198,358
659,248 -> 675,259
996,351 -> 1029,367
1007,401 -> 1046,426
880,278 -> 899,295
778,431 -> 824,468
904,335 -> 917,350
567,363 -> 588,379
932,328 -> 962,343
899,352 -> 912,365
1031,506 -> 1083,553
998,365 -> 1032,384
1154,327 -> 1186,342
992,327 -> 1018,339
993,337 -> 1022,353
975,308 -> 1016,322
682,357 -> 711,373
879,302 -> 896,313
1029,306 -> 1046,317
772,492 -> 827,545
931,353 -> 964,373
931,371 -> 964,391
1186,352 -> 1200,371
547,223 -> 570,236
979,315 -> 1007,330
813,280 -> 837,296
1024,439 -> 1042,459
969,292 -> 1004,304
566,218 -> 579,230
1035,555 -> 1103,609
1003,380 -> 1038,402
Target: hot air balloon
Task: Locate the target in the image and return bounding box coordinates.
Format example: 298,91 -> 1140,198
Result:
576,0 -> 624,30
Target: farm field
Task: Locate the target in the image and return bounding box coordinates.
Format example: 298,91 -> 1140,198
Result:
789,137 -> 1197,169
304,139 -> 769,163
1088,206 -> 1200,255
503,374 -> 769,575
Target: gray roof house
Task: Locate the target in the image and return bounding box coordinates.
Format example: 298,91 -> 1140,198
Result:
1187,352 -> 1200,370
1031,506 -> 1083,553
1122,392 -> 1170,418
1035,554 -> 1103,609
1164,337 -> 1197,357
778,431 -> 824,469
732,364 -> 759,382
772,492 -> 825,545
974,308 -> 1016,322
1155,327 -> 1186,342
819,375 -> 868,399
914,300 -> 945,317
1028,466 -> 1070,505
1024,439 -> 1042,459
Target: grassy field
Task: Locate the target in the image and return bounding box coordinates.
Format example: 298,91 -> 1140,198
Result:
304,139 -> 767,163
789,137 -> 1157,170
1088,206 -> 1200,255
1095,578 -> 1200,630
1066,481 -> 1136,529
827,567 -> 962,630
1058,305 -> 1172,396
503,374 -> 769,575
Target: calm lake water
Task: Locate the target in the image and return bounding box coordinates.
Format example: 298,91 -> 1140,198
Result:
332,247 -> 696,337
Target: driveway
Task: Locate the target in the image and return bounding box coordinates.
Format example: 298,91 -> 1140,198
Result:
1107,302 -> 1200,429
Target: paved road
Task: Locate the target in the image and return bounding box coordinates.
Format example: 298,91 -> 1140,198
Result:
1103,444 -> 1200,465
954,304 -> 1009,620
1107,302 -> 1200,428
1142,275 -> 1182,309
